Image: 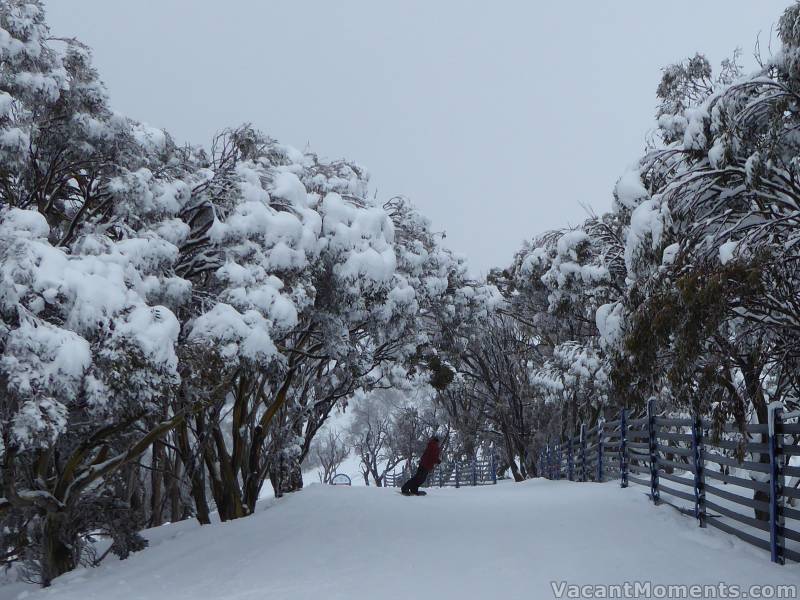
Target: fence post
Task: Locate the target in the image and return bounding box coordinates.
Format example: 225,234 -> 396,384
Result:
491,451 -> 497,484
647,398 -> 660,504
597,418 -> 604,483
472,459 -> 477,486
455,461 -> 461,488
567,436 -> 574,481
580,424 -> 587,482
691,412 -> 706,527
768,403 -> 785,564
439,465 -> 443,488
620,408 -> 628,488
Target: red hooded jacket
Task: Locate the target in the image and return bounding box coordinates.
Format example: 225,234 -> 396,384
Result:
420,438 -> 441,471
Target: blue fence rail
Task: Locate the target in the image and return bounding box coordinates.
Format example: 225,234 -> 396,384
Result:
385,456 -> 497,489
539,401 -> 800,565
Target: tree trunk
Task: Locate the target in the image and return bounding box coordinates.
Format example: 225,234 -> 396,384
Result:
176,420 -> 211,525
189,472 -> 211,525
41,512 -> 76,587
150,440 -> 164,527
168,460 -> 184,522
284,461 -> 303,493
501,429 -> 524,481
742,361 -> 769,521
209,427 -> 247,519
516,442 -> 529,479
269,466 -> 283,498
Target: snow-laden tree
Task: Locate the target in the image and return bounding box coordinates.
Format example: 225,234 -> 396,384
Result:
0,0 -> 497,584
613,6 -> 800,429
573,4 -> 800,520
164,137 -> 495,515
449,209 -> 627,475
309,430 -> 349,485
347,386 -> 443,486
0,1 -> 195,584
348,391 -> 397,487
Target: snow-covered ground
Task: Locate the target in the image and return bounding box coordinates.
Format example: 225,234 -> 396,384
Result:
4,479 -> 800,600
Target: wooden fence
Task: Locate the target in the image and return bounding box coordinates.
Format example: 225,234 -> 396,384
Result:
539,399 -> 800,565
385,456 -> 497,488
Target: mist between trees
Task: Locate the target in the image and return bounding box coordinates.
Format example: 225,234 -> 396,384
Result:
4,0 -> 800,588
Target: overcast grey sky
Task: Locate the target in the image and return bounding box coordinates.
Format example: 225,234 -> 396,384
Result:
45,1 -> 788,274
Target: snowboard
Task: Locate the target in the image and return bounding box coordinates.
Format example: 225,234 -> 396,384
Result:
400,490 -> 427,496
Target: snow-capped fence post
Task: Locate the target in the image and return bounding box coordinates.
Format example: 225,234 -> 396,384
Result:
491,452 -> 497,484
471,459 -> 477,486
768,403 -> 785,564
690,412 -> 705,528
580,424 -> 587,483
647,398 -> 660,504
620,408 -> 628,488
567,436 -> 574,481
596,418 -> 604,483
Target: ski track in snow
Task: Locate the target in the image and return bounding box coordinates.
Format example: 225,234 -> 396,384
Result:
4,479 -> 800,600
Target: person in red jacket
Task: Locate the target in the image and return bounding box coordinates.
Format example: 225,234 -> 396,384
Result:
402,435 -> 441,495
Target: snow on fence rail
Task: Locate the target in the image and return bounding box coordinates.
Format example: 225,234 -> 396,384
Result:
384,456 -> 497,488
539,399 -> 800,565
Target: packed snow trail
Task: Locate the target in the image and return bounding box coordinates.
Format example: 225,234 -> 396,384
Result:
5,479 -> 800,600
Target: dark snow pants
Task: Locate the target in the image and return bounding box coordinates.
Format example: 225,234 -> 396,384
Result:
401,466 -> 429,494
